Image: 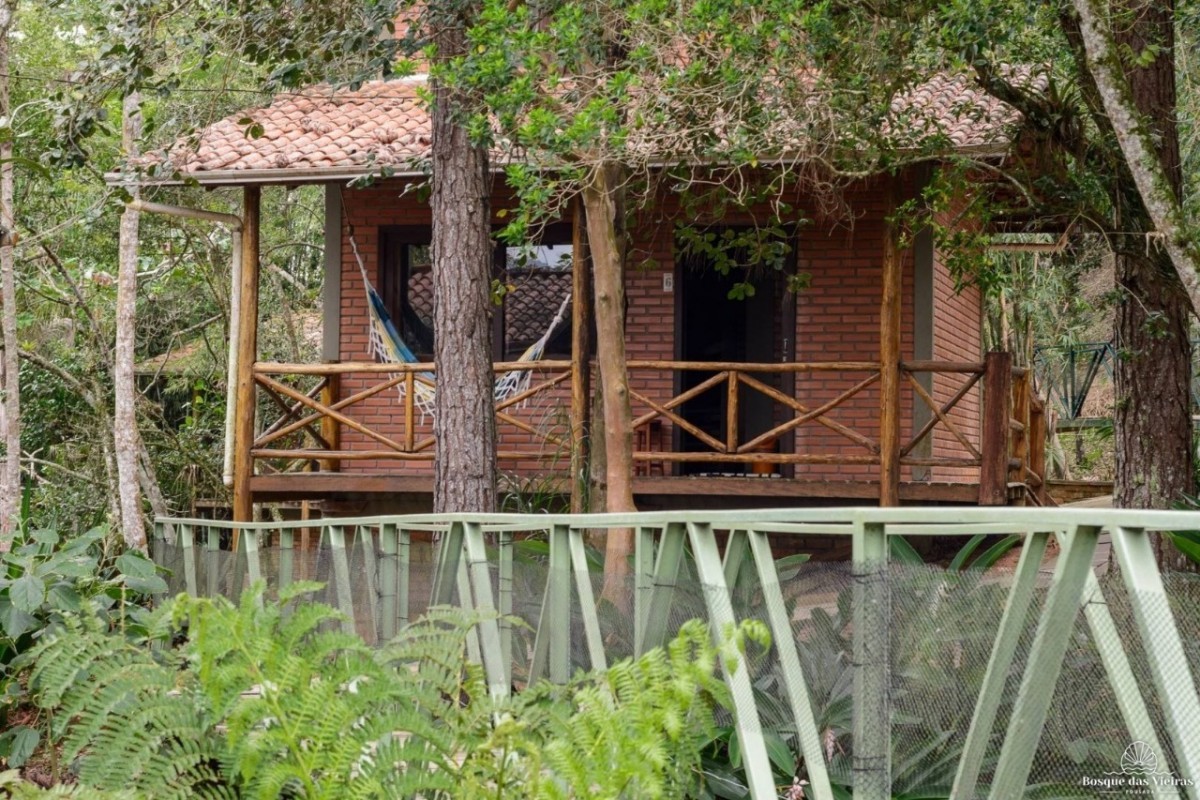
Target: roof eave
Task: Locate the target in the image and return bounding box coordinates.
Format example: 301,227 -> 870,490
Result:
105,140 -> 1012,189
103,164 -> 431,188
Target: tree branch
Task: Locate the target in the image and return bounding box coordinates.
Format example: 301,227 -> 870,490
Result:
1070,0 -> 1200,315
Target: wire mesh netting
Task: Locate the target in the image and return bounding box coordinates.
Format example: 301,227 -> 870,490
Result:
154,529 -> 1200,798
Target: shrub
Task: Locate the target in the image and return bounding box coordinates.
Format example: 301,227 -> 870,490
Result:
0,522 -> 164,770
27,583 -> 760,799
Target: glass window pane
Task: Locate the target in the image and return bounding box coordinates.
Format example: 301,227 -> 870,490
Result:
403,244 -> 435,356
502,243 -> 573,360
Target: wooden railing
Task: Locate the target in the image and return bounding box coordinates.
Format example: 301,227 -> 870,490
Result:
626,360 -> 884,468
245,356 -> 1046,503
899,360 -> 985,472
978,352 -> 1050,506
250,360 -> 573,472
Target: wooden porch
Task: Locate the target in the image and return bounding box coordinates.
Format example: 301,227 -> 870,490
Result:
223,183 -> 1048,517
242,353 -> 1048,508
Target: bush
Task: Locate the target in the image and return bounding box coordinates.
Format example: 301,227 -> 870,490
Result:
0,522 -> 164,770
26,583 -> 762,799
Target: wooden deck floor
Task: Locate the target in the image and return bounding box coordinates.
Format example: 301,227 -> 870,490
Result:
250,472 -> 981,504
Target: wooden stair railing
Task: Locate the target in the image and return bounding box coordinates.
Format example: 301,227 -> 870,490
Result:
980,352 -> 1053,507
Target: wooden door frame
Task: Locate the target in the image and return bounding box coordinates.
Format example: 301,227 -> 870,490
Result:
670,225 -> 800,475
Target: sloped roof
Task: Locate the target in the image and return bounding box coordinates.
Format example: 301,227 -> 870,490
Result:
134,72 -> 1032,185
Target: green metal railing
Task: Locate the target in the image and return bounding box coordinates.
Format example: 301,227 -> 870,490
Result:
153,508 -> 1200,800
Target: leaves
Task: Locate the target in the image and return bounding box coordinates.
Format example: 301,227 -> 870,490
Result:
8,576 -> 46,614
0,726 -> 39,769
28,588 -> 744,800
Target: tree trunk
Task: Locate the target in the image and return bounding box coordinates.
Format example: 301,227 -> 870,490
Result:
583,164 -> 636,603
1101,0 -> 1196,568
1113,250 -> 1192,512
1072,0 -> 1200,314
430,22 -> 497,514
0,0 -> 19,544
115,91 -> 146,552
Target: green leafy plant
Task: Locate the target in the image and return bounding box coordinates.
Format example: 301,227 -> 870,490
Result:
28,583 -> 759,798
0,519 -> 164,770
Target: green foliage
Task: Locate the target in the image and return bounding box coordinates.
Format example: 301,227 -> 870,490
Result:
0,519 -> 163,767
28,584 -> 751,798
0,769 -> 131,798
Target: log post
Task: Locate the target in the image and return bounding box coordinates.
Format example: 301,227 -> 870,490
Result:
1029,398 -> 1048,504
569,198 -> 592,513
979,351 -> 1013,505
878,180 -> 903,507
1010,369 -> 1031,505
320,371 -> 341,472
232,186 -> 261,523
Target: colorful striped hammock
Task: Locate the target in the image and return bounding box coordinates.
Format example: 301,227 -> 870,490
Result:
351,234 -> 570,419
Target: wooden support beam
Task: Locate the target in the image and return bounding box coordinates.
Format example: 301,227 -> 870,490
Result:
233,186 -> 261,523
1010,369 -> 1032,505
878,179 -> 903,507
979,351 -> 1013,505
570,199 -> 591,513
319,370 -> 340,472
1029,401 -> 1048,505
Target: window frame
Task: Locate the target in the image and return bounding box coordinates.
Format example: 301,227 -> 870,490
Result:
379,223 -> 576,362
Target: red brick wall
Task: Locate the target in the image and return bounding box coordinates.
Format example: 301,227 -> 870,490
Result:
330,173 -> 978,487
794,178 -> 916,481
929,210 -> 983,482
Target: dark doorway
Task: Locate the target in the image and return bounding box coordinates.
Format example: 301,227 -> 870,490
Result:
676,232 -> 788,475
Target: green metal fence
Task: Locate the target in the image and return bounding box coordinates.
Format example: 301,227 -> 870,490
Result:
153,508 -> 1200,800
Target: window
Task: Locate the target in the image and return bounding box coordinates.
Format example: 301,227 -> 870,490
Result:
380,228 -> 435,358
379,225 -> 574,362
496,227 -> 574,361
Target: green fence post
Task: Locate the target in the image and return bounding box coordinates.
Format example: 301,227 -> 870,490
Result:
1111,526 -> 1200,793
1079,569 -> 1174,792
852,519 -> 889,800
723,529 -> 750,593
431,522 -> 465,606
328,525 -> 356,636
637,522 -> 685,655
990,525 -> 1100,798
456,550 -> 483,666
244,528 -> 262,592
542,522 -> 568,686
569,526 -> 606,672
634,525 -> 657,651
206,526 -> 220,598
747,530 -> 834,800
181,523 -> 197,597
688,522 -> 775,800
398,527 -> 411,627
379,523 -> 399,642
952,529 -> 1049,799
463,522 -> 510,700
358,526 -> 380,641
499,530 -> 513,688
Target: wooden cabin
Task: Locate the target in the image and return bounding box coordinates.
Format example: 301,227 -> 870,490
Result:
127,75 -> 1049,520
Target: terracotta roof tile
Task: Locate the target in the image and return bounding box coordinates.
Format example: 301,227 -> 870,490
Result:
149,72 -> 1036,181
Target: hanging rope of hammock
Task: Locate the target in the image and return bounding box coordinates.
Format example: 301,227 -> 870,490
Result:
346,227 -> 570,421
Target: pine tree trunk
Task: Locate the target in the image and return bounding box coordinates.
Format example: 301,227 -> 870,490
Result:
1106,0 -> 1195,568
1073,0 -> 1200,311
0,0 -> 19,543
430,23 -> 497,514
115,91 -> 146,551
583,165 -> 636,602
